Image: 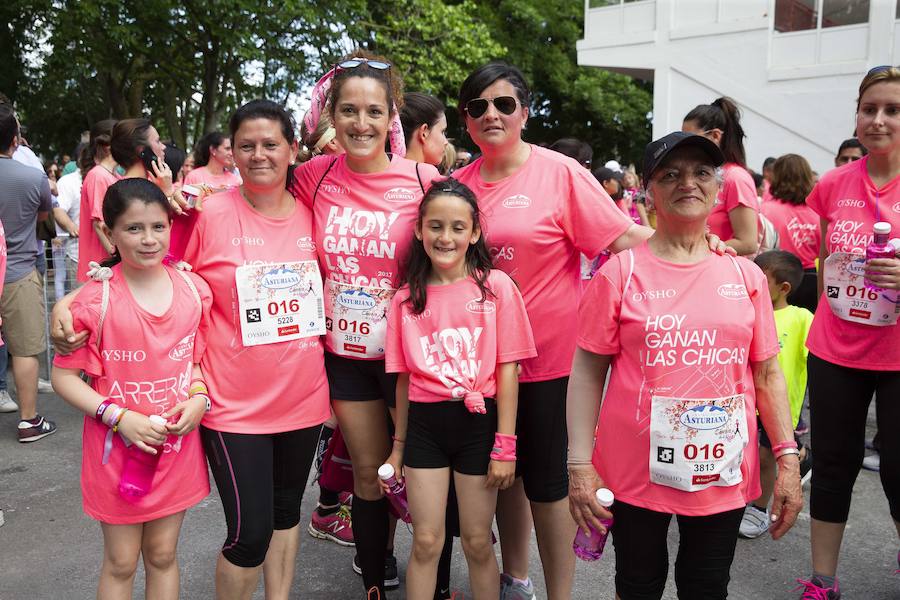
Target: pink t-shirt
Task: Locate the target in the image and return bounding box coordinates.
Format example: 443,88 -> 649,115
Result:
707,163 -> 759,242
385,270 -> 536,401
183,189 -> 330,433
77,165 -> 120,281
805,156 -> 900,370
53,265 -> 212,524
578,242 -> 779,516
184,166 -> 242,190
453,145 -> 633,382
291,154 -> 441,358
761,200 -> 820,269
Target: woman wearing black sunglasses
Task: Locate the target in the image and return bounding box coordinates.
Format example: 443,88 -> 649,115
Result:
452,62 -> 731,600
290,49 -> 442,599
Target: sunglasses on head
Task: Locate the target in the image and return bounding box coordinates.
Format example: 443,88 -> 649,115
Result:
464,96 -> 519,119
337,58 -> 391,71
867,65 -> 899,76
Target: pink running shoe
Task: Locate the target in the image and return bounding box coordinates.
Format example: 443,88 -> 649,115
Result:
794,576 -> 840,599
307,504 -> 354,546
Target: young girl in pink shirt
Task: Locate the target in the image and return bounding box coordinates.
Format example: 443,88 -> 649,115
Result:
52,178 -> 212,600
385,179 -> 535,599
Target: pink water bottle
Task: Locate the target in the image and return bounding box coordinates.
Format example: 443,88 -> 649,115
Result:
573,488 -> 614,561
118,415 -> 167,501
865,222 -> 895,291
378,463 -> 411,523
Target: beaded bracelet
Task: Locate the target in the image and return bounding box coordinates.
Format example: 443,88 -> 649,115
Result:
111,408 -> 129,433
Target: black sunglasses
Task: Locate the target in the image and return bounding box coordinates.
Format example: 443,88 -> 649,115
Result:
867,65 -> 899,75
337,58 -> 391,71
464,96 -> 519,119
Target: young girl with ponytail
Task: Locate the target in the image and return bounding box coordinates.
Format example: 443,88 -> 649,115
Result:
683,97 -> 760,256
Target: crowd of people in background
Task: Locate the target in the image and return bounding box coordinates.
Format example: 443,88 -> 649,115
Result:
0,58 -> 898,600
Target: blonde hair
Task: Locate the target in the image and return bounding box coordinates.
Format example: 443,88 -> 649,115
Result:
857,66 -> 900,111
299,110 -> 336,163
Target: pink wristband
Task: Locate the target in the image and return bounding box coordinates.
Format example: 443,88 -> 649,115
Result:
95,399 -> 114,423
491,433 -> 517,462
771,440 -> 798,455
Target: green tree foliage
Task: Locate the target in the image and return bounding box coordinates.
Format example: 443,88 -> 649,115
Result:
10,0 -> 651,166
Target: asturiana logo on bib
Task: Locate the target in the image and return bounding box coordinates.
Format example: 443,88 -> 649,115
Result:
168,333 -> 195,361
466,299 -> 496,314
338,290 -> 377,310
384,188 -> 415,203
262,267 -> 301,290
893,201 -> 900,213
680,404 -> 729,430
846,258 -> 867,277
717,283 -> 747,300
502,194 -> 531,209
296,236 -> 316,252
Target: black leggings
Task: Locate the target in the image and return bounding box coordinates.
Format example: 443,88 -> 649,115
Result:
201,424 -> 320,568
808,353 -> 900,523
611,501 -> 743,600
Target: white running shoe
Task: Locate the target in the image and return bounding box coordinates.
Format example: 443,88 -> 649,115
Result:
0,390 -> 18,413
738,504 -> 769,539
37,378 -> 54,394
862,453 -> 880,472
500,573 -> 537,600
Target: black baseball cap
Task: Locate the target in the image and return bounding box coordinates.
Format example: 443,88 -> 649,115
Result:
592,166 -> 623,184
642,132 -> 724,186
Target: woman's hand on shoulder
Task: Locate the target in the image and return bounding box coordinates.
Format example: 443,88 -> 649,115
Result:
568,463 -> 612,535
705,232 -> 738,256
486,459 -> 516,490
117,411 -> 168,454
50,293 -> 88,355
162,395 -> 207,436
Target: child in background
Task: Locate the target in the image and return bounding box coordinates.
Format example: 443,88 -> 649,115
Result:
384,179 -> 536,599
51,178 -> 212,598
740,250 -> 813,539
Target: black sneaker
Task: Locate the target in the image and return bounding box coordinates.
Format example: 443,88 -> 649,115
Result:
353,553 -> 400,590
18,415 -> 57,443
800,448 -> 812,487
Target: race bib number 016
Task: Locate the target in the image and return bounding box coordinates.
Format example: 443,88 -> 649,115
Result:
649,394 -> 747,492
325,279 -> 395,359
235,261 -> 325,347
824,252 -> 900,327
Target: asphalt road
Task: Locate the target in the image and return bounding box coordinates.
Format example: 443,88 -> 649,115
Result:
0,392 -> 896,599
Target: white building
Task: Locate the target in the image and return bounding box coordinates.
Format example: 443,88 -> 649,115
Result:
577,0 -> 898,174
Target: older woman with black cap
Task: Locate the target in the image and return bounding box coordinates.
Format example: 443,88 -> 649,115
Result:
566,132 -> 802,600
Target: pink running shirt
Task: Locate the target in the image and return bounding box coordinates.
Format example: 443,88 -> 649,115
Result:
760,200 -> 820,269
77,165 -> 120,281
707,163 -> 759,243
184,166 -> 242,190
453,145 -> 633,382
578,242 -> 779,516
385,270 -> 536,401
805,156 -> 900,370
182,188 -> 330,433
53,265 -> 212,524
291,154 -> 441,359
